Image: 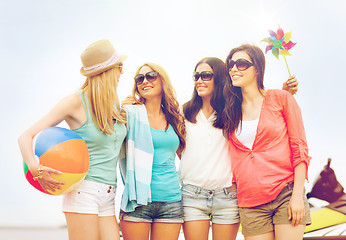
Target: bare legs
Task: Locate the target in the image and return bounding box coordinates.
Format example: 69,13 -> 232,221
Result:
151,223 -> 182,240
212,223 -> 240,240
99,216 -> 121,240
244,225 -> 306,240
120,220 -> 182,240
183,220 -> 210,240
245,232 -> 275,240
64,213 -> 120,240
183,220 -> 240,240
274,224 -> 306,240
120,221 -> 150,240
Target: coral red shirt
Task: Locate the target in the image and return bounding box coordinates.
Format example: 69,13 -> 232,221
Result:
229,89 -> 311,208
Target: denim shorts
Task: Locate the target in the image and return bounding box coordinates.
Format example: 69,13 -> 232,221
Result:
62,180 -> 116,217
239,182 -> 311,237
119,200 -> 184,223
181,184 -> 239,224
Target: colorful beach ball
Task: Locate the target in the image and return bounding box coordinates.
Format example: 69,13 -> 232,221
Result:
23,127 -> 89,195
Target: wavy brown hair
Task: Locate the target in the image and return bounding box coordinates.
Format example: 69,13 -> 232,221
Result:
81,67 -> 126,135
222,44 -> 266,139
183,57 -> 227,129
132,63 -> 186,155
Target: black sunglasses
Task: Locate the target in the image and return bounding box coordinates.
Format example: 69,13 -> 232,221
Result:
227,59 -> 253,71
193,71 -> 214,82
134,71 -> 159,85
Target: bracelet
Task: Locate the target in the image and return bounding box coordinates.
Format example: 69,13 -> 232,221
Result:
33,164 -> 44,181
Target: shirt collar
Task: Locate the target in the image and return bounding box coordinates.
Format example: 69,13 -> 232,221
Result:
197,110 -> 216,122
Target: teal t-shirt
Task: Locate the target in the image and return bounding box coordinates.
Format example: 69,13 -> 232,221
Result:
150,125 -> 181,202
72,91 -> 126,186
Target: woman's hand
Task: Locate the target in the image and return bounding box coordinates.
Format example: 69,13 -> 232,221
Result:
288,194 -> 305,226
283,76 -> 299,95
31,163 -> 64,192
121,95 -> 136,106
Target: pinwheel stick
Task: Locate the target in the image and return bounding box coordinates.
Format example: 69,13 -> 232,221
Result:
283,55 -> 297,94
283,55 -> 292,77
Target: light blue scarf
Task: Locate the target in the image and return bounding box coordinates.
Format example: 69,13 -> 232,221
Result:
119,105 -> 154,212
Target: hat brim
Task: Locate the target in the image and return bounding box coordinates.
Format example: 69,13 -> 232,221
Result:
80,54 -> 128,77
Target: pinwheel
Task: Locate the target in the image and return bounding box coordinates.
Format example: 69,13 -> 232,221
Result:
261,26 -> 296,76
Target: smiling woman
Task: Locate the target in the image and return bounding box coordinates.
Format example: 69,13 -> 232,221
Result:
193,63 -> 215,100
119,63 -> 185,240
180,57 -> 240,240
3,0 -> 346,236
223,44 -> 311,240
136,67 -> 163,101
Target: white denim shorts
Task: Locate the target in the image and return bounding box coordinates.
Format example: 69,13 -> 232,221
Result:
181,184 -> 239,224
62,180 -> 116,217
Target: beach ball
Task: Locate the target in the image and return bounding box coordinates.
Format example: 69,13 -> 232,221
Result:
23,127 -> 89,195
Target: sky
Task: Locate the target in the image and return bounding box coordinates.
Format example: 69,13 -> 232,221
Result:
1,0 -> 346,227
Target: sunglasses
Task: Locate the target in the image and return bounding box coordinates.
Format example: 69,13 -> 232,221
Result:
134,71 -> 159,85
193,71 -> 214,82
227,59 -> 253,71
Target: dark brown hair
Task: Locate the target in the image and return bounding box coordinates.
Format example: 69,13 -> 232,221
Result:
183,57 -> 227,129
222,44 -> 266,138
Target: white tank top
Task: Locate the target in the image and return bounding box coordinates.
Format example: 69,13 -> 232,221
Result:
235,119 -> 259,149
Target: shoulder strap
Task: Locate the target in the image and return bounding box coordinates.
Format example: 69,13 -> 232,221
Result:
77,90 -> 91,121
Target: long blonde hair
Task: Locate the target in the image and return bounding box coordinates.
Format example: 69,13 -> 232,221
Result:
132,63 -> 186,155
81,67 -> 126,135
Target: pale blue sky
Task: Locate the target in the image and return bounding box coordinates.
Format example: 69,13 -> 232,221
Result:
1,0 -> 345,227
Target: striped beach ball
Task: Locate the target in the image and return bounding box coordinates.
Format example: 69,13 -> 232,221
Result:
23,127 -> 89,195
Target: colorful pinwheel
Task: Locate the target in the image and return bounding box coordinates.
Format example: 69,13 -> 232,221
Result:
261,26 -> 297,76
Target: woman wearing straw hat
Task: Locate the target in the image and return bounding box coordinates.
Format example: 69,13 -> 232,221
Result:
18,39 -> 127,240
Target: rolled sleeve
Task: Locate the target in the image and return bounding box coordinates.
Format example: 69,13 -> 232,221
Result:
290,139 -> 311,179
281,91 -> 311,180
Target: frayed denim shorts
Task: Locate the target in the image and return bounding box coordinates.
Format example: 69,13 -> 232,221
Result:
181,184 -> 239,224
119,200 -> 184,223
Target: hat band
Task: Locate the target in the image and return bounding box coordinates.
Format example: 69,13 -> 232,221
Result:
83,52 -> 121,74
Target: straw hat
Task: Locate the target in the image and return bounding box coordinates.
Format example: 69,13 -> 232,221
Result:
80,40 -> 127,77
